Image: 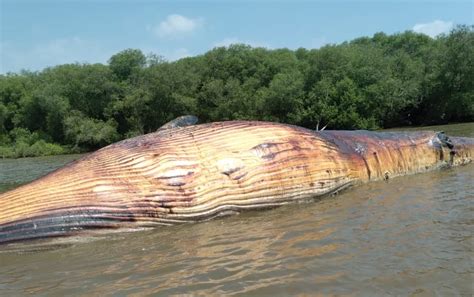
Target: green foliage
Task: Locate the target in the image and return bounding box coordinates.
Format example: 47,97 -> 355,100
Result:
64,111 -> 119,149
0,25 -> 473,158
108,49 -> 146,80
0,103 -> 7,133
0,128 -> 66,158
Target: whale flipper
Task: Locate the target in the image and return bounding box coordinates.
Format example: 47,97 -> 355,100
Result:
157,115 -> 199,131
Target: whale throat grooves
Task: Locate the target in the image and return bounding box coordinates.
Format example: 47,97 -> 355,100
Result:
0,121 -> 472,244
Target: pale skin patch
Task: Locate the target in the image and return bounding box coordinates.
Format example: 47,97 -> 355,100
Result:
153,168 -> 195,187
216,158 -> 245,176
93,185 -> 117,193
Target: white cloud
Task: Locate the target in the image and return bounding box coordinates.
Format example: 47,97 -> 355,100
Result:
153,14 -> 203,38
213,37 -> 269,48
413,20 -> 453,38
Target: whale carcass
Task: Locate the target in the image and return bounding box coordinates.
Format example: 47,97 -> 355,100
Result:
1,118 -> 473,244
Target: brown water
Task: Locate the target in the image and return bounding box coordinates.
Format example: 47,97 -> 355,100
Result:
1,124 -> 473,296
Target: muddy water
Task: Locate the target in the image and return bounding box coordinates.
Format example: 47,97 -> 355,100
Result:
1,124 -> 473,296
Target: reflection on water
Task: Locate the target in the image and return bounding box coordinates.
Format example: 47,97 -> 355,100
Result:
0,123 -> 473,296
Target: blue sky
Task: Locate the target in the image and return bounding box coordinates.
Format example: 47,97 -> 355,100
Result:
1,0 -> 472,73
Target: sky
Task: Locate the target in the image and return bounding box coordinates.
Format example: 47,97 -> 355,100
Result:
1,0 -> 472,73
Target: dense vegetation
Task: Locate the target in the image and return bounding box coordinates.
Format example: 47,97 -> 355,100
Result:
1,25 -> 473,158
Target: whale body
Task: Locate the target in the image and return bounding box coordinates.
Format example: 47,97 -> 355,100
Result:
1,120 -> 473,244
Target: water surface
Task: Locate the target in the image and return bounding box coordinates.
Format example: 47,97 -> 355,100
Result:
1,124 -> 473,296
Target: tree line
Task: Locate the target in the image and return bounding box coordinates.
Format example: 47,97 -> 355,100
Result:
0,25 -> 472,158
